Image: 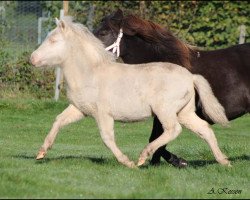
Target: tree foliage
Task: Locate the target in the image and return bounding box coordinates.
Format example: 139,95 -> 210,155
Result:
42,1 -> 249,50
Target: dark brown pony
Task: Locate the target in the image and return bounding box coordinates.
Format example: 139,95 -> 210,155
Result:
94,9 -> 250,167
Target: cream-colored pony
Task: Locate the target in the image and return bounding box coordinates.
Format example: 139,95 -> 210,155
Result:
30,17 -> 230,168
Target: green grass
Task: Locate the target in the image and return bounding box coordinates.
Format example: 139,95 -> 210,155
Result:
0,98 -> 249,198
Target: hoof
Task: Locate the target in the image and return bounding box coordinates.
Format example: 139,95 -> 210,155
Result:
123,160 -> 137,168
36,150 -> 46,160
137,158 -> 146,167
218,158 -> 231,166
167,155 -> 188,168
128,161 -> 137,169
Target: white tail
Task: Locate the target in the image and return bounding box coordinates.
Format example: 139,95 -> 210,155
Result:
193,75 -> 229,126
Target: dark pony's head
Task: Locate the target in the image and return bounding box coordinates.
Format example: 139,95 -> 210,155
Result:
94,9 -> 196,69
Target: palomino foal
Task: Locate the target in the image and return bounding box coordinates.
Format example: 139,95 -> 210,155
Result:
30,18 -> 230,168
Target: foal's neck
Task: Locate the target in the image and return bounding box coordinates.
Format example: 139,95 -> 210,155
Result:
61,53 -> 94,91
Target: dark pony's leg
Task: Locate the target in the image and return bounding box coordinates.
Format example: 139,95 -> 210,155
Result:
149,117 -> 168,164
149,117 -> 188,168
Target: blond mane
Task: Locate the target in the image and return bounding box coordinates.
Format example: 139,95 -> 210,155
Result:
62,16 -> 115,65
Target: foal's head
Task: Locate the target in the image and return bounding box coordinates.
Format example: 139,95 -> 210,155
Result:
30,18 -> 71,67
31,17 -> 114,68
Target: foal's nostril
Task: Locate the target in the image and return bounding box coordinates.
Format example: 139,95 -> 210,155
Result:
30,55 -> 35,65
30,53 -> 38,65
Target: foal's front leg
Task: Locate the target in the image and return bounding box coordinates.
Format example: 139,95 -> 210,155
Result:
36,104 -> 84,159
96,112 -> 136,168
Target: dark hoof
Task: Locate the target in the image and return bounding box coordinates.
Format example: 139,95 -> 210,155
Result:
167,155 -> 188,168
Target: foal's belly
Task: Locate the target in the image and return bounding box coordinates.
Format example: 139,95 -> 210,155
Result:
111,101 -> 152,122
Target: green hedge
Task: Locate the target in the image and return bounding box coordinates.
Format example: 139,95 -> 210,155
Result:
43,1 -> 249,49
65,1 -> 250,49
0,40 -> 60,99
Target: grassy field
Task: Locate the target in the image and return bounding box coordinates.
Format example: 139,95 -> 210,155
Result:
0,98 -> 249,199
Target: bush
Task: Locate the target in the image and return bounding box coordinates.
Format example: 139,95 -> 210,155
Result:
58,1 -> 249,50
0,40 -> 65,99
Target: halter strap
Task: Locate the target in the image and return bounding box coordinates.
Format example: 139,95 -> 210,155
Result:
105,28 -> 123,58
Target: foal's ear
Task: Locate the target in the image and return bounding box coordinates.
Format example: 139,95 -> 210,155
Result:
55,18 -> 60,26
55,18 -> 67,31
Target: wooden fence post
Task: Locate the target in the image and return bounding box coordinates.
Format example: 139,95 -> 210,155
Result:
139,1 -> 146,19
87,3 -> 95,31
55,1 -> 68,101
239,25 -> 246,44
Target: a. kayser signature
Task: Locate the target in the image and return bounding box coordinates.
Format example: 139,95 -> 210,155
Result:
207,187 -> 242,195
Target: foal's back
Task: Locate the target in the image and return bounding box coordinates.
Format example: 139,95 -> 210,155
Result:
98,61 -> 193,91
95,61 -> 194,121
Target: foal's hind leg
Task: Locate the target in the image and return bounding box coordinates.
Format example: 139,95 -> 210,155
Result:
36,104 -> 84,159
138,114 -> 182,166
178,112 -> 230,166
150,117 -> 188,168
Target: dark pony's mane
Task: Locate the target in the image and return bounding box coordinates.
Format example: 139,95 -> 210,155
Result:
121,14 -> 199,69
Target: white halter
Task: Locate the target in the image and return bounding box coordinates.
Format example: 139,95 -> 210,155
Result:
105,28 -> 123,58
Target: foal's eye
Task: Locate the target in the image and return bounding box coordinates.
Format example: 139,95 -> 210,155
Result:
49,38 -> 56,43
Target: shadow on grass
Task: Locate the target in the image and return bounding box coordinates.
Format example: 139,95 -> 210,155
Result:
140,154 -> 250,169
177,154 -> 250,169
13,154 -> 109,165
13,154 -> 249,169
